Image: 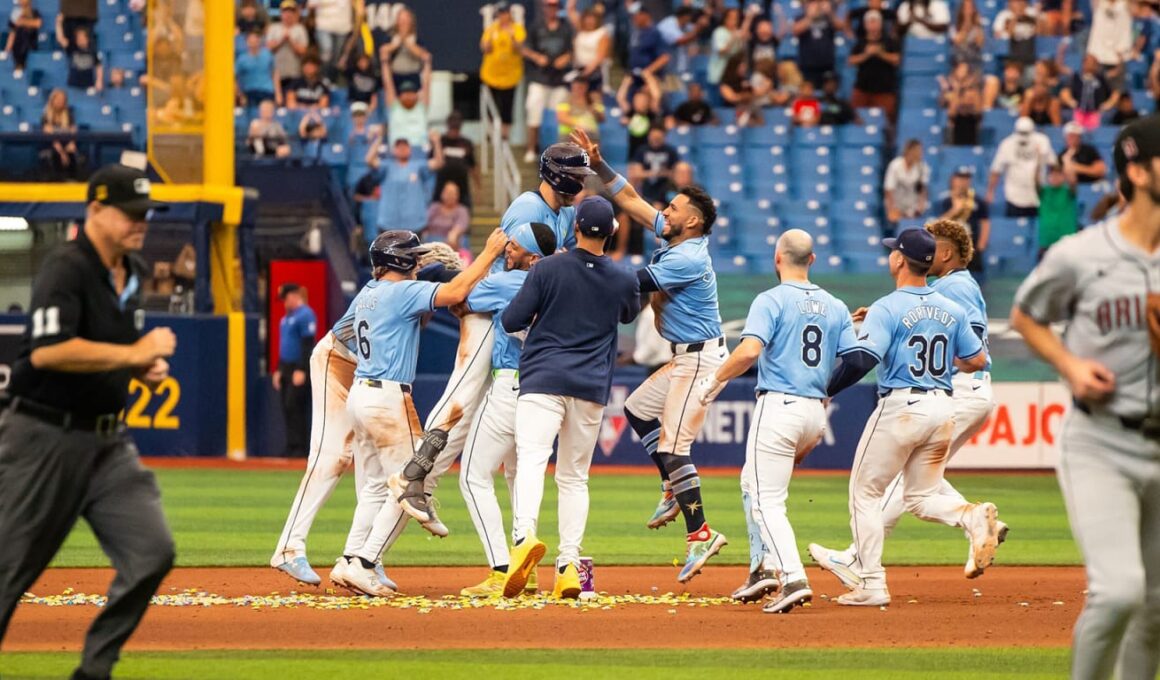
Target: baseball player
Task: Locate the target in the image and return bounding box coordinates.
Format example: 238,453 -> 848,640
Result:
388,143 -> 596,528
695,230 -> 860,613
810,218 -> 1008,586
571,128 -> 729,583
1011,116 -> 1160,680
499,197 -> 641,599
330,229 -> 507,597
458,222 -> 558,597
818,228 -> 995,606
0,163 -> 175,680
268,244 -> 465,586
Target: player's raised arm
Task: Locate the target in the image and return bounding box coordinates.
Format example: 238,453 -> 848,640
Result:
570,128 -> 659,229
433,229 -> 508,308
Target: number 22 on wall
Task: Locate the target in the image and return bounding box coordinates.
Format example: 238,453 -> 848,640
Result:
124,378 -> 181,429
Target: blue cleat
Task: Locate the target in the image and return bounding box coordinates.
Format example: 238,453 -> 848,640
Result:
275,556 -> 321,586
646,486 -> 680,529
375,562 -> 398,591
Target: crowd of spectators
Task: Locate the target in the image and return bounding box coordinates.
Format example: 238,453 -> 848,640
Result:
6,0 -> 1159,267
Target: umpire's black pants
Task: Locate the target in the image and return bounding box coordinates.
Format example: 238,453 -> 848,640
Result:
0,409 -> 175,679
279,363 -> 311,457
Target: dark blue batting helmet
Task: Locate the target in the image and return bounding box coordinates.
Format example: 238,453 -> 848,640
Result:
540,143 -> 596,197
369,230 -> 431,272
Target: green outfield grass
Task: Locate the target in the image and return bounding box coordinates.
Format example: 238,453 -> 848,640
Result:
48,469 -> 1079,568
0,648 -> 1071,679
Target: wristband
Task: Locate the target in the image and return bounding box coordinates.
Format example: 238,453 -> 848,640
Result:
609,174 -> 628,196
593,158 -> 618,183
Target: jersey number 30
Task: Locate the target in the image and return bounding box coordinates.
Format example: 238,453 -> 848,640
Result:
907,334 -> 948,378
801,324 -> 823,368
356,320 -> 371,360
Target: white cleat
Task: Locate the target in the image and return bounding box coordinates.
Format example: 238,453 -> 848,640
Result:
836,586 -> 891,607
808,543 -> 863,591
345,561 -> 398,597
964,502 -> 1001,579
419,499 -> 450,538
330,557 -> 352,589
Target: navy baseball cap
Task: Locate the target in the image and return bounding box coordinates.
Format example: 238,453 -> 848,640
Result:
883,228 -> 936,264
576,196 -> 616,237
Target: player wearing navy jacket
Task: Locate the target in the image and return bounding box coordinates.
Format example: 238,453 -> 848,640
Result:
498,196 -> 641,599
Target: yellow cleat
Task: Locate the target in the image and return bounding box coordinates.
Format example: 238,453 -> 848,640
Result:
502,535 -> 546,598
525,568 -> 539,594
552,562 -> 582,600
460,570 -> 506,597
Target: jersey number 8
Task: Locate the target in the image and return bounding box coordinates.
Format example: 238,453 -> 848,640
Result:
356,320 -> 371,360
907,334 -> 949,378
801,324 -> 823,368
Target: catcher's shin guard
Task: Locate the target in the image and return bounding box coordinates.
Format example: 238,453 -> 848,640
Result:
401,429 -> 448,482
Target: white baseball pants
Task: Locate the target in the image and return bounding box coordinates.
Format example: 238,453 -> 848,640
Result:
271,333 -> 359,567
344,379 -> 422,563
459,371 -> 520,569
741,393 -> 827,583
848,390 -> 968,590
625,339 -> 727,456
512,393 -> 604,566
1057,408 -> 1160,680
837,372 -> 994,562
422,313 -> 495,492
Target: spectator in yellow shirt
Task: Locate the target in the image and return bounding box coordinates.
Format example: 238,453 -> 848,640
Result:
480,1 -> 525,139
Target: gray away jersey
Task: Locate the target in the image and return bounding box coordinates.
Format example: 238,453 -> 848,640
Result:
1014,216 -> 1160,420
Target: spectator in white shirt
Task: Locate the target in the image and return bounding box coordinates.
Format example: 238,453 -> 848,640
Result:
266,1 -> 310,94
884,139 -> 931,224
1086,0 -> 1131,90
308,0 -> 354,80
897,0 -> 950,38
992,0 -> 1041,67
986,116 -> 1056,217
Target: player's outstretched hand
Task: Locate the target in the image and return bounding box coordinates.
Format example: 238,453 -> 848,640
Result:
483,228 -> 509,257
569,129 -> 603,166
1063,356 -> 1116,402
694,375 -> 726,405
851,306 -> 869,323
131,327 -> 177,366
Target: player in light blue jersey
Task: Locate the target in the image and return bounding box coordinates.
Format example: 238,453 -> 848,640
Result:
571,128 -> 728,584
811,219 -> 1008,594
332,228 -> 508,597
456,223 -> 559,597
388,144 -> 595,527
812,228 -> 996,608
695,230 -> 859,614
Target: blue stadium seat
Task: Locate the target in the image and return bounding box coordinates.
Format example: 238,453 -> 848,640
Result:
838,124 -> 885,148
791,125 -> 837,147
856,107 -> 886,128
895,218 -> 926,235
695,124 -> 743,148
902,53 -> 948,77
844,252 -> 889,273
835,145 -> 881,173
904,36 -> 948,56
742,123 -> 790,148
1089,126 -> 1119,150
759,108 -> 793,129
667,125 -> 694,149
1076,181 -> 1116,221
0,105 -> 23,132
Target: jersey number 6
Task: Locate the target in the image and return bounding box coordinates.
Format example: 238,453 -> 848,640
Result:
906,334 -> 949,378
356,320 -> 371,360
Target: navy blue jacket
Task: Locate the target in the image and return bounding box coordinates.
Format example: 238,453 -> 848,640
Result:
502,248 -> 640,405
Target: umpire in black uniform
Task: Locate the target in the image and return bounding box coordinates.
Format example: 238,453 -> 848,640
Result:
0,163 -> 177,680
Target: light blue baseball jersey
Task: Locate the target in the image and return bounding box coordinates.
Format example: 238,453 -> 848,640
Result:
740,282 -> 861,399
858,286 -> 984,392
467,269 -> 528,370
496,191 -> 576,272
352,278 -> 440,384
929,270 -> 992,374
330,296 -> 358,355
643,212 -> 722,344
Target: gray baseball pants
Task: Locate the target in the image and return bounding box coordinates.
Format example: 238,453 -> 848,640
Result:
0,409 -> 175,679
1057,408 -> 1160,680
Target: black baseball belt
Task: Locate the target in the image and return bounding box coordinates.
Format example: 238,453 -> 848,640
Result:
1072,399 -> 1160,438
879,387 -> 954,398
358,379 -> 412,393
670,337 -> 725,354
5,397 -> 121,436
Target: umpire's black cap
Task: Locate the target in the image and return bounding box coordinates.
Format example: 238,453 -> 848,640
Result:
87,164 -> 168,214
1114,114 -> 1160,179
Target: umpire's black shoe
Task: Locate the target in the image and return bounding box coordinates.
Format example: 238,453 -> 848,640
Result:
72,669 -> 110,680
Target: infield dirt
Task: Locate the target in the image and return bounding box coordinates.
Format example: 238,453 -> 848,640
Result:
8,566 -> 1082,651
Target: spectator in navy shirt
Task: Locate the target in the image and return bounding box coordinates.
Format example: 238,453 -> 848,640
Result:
630,125 -> 679,208
794,0 -> 841,87
343,50 -> 380,113
287,57 -> 331,109
849,11 -> 901,120
6,0 -> 42,76
501,197 -> 639,582
61,26 -> 102,91
275,282 -> 317,457
628,3 -> 669,85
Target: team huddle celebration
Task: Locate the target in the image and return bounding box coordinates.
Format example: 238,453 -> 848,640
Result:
0,0 -> 1158,677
